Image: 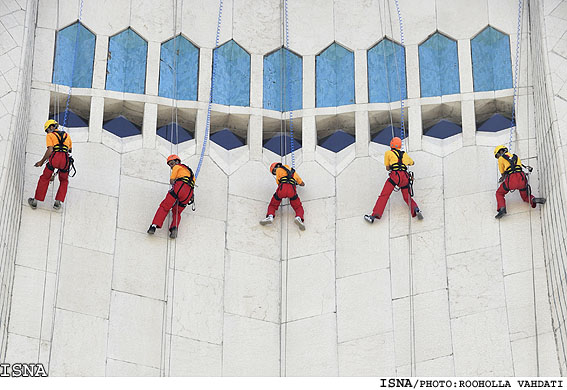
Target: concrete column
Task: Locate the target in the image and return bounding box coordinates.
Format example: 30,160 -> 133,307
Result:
303,55 -> 315,109
407,105 -> 422,151
88,96 -> 104,143
248,115 -> 263,160
461,99 -> 476,146
250,54 -> 263,108
354,50 -> 368,104
145,41 -> 160,96
302,114 -> 316,161
142,103 -> 157,149
406,45 -> 420,99
195,108 -> 209,155
92,35 -> 109,90
355,110 -> 369,157
458,40 -> 473,93
198,48 -> 213,103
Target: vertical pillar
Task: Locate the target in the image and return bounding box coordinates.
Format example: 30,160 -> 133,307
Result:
355,111 -> 369,157
88,96 -> 104,143
195,108 -> 209,155
142,103 -> 157,149
92,35 -> 109,90
250,54 -> 263,109
198,48 -> 213,103
145,41 -> 160,96
458,40 -> 474,94
354,50 -> 368,104
302,115 -> 316,161
303,55 -> 315,109
461,99 -> 476,146
248,115 -> 263,160
406,45 -> 420,99
408,105 -> 422,151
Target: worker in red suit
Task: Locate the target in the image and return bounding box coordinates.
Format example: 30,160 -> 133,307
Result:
260,162 -> 306,230
493,145 -> 545,219
365,137 -> 423,223
28,119 -> 73,210
148,154 -> 194,238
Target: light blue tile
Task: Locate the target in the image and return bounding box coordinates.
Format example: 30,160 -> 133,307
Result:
471,27 -> 513,92
316,43 -> 355,108
53,22 -> 95,88
212,40 -> 250,107
368,39 -> 407,103
263,48 -> 302,111
106,29 -> 147,94
159,35 -> 199,100
419,32 -> 460,97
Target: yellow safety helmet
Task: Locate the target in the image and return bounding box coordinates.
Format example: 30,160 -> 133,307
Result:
44,119 -> 58,132
494,145 -> 507,158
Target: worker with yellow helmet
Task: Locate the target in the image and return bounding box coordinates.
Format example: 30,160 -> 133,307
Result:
493,145 -> 546,219
364,137 -> 423,223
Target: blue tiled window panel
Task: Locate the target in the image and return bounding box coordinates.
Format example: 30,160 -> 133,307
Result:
424,120 -> 462,139
477,114 -> 512,132
157,123 -> 193,144
210,129 -> 246,150
53,22 -> 95,88
368,39 -> 407,103
106,29 -> 148,94
371,126 -> 407,146
471,27 -> 513,92
263,48 -> 303,111
316,43 -> 355,107
263,134 -> 302,156
103,116 -> 141,138
212,40 -> 250,107
159,35 -> 199,100
419,32 -> 460,97
318,130 -> 355,153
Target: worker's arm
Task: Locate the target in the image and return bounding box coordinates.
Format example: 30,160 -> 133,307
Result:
35,146 -> 53,167
170,179 -> 176,185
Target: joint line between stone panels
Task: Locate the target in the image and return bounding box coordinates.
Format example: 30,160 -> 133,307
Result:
499,219 -> 517,376
220,150 -> 230,378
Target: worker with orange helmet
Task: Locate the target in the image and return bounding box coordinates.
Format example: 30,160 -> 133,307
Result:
28,119 -> 73,210
493,145 -> 545,219
260,162 -> 306,230
364,137 -> 423,223
148,154 -> 195,238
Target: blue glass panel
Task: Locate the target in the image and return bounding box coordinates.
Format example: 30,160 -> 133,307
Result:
53,22 -> 95,88
103,116 -> 141,138
106,29 -> 148,94
157,123 -> 193,144
368,39 -> 407,103
50,110 -> 88,128
371,126 -> 407,146
210,129 -> 245,150
419,33 -> 460,97
477,113 -> 512,132
318,130 -> 355,152
212,40 -> 250,107
263,134 -> 302,156
424,120 -> 462,139
159,36 -> 199,100
471,27 -> 513,92
316,43 -> 355,107
263,48 -> 303,111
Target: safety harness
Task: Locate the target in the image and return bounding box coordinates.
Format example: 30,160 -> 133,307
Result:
388,149 -> 414,195
274,163 -> 299,201
47,130 -> 76,177
500,153 -> 530,194
170,163 -> 195,209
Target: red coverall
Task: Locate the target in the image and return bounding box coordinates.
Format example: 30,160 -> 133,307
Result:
152,164 -> 194,230
372,149 -> 419,218
34,131 -> 72,202
495,152 -> 535,210
266,165 -> 305,221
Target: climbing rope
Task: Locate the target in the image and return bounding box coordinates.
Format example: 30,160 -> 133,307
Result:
509,0 -> 524,153
195,0 -> 224,180
283,0 -> 295,168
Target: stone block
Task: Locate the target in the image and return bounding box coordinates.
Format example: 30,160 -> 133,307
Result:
171,270 -> 223,344
15,207 -> 50,271
437,0 -> 489,40
443,146 -> 497,199
334,0 -> 381,50
447,246 -> 506,318
338,333 -> 396,377
222,313 -> 280,376
182,0 -> 233,49
224,250 -> 280,323
293,161 -> 335,202
82,0 -> 130,36
106,358 -> 160,376
337,269 -> 392,343
228,160 -> 278,202
394,0 -> 436,46
7,265 -> 45,339
286,251 -> 335,322
50,309 -> 108,376
5,333 -> 39,364
285,313 -> 338,376
233,0 -> 279,54
169,335 -> 222,376
68,142 -> 121,197
337,157 -> 382,220
286,0 -> 333,55
130,0 -> 173,43
113,228 -> 167,300
57,244 -> 112,318
107,291 -> 164,369
415,355 -> 455,376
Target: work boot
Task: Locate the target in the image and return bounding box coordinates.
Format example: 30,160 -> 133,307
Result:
364,214 -> 376,224
532,197 -> 546,206
260,215 -> 274,225
53,200 -> 62,210
294,216 -> 305,231
415,208 -> 424,220
169,227 -> 178,239
28,198 -> 37,209
495,207 -> 507,219
147,224 -> 157,234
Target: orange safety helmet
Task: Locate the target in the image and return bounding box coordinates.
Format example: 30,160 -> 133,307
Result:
390,137 -> 402,150
167,154 -> 181,164
270,162 -> 281,174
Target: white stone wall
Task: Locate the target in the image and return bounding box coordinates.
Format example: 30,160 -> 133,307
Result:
0,0 -> 36,361
2,0 -> 565,376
